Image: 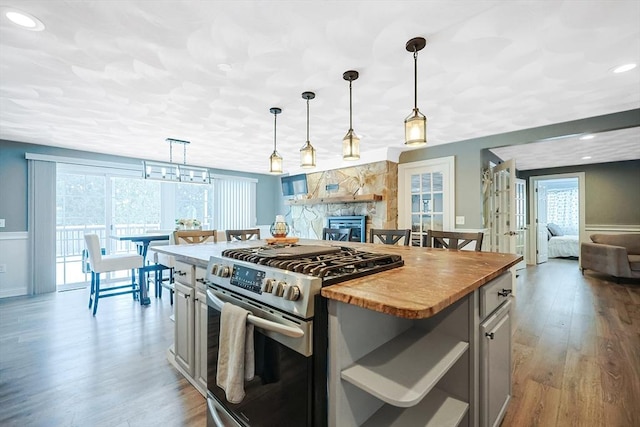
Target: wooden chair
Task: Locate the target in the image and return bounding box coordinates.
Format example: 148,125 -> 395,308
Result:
84,234 -> 143,316
173,229 -> 217,245
369,228 -> 412,246
225,228 -> 261,241
322,227 -> 353,241
423,230 -> 484,251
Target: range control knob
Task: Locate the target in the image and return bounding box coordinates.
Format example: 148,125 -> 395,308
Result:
272,281 -> 286,297
284,285 -> 301,301
218,266 -> 231,278
261,278 -> 276,293
209,264 -> 219,276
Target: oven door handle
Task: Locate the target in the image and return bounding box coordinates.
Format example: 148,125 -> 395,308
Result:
207,290 -> 304,338
207,397 -> 225,427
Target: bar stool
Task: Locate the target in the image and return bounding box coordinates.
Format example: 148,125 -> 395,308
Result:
423,230 -> 484,251
322,227 -> 353,241
84,234 -> 143,316
225,229 -> 261,241
369,229 -> 412,246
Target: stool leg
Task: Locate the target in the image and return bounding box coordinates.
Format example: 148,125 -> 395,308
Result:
89,271 -> 95,309
131,268 -> 138,301
92,273 -> 100,316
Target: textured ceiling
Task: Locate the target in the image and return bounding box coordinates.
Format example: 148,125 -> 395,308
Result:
1,1 -> 639,175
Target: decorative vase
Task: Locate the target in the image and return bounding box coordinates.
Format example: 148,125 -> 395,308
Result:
270,215 -> 290,238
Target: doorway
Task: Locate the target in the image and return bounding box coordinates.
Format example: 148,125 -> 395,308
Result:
530,173 -> 585,265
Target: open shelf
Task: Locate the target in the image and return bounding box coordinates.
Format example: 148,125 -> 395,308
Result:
360,388 -> 469,427
340,328 -> 469,407
284,194 -> 382,205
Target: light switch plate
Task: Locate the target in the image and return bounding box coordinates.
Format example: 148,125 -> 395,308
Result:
0,219 -> 5,228
455,216 -> 465,225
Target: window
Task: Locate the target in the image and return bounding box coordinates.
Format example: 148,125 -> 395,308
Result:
212,176 -> 257,230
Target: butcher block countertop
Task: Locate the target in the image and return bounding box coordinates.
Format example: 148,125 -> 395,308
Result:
152,239 -> 522,319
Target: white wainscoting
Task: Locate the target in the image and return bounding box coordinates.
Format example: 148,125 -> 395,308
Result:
584,224 -> 640,239
0,232 -> 29,298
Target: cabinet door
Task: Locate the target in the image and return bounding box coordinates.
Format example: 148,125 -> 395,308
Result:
194,289 -> 208,391
175,282 -> 195,376
480,300 -> 512,427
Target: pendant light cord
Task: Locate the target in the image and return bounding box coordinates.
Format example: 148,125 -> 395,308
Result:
349,80 -> 353,130
306,98 -> 310,141
183,142 -> 187,165
273,112 -> 277,151
413,48 -> 418,110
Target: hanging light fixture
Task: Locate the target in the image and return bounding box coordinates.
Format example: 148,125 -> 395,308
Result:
300,91 -> 316,168
342,70 -> 360,160
404,36 -> 427,147
268,107 -> 283,174
142,138 -> 211,184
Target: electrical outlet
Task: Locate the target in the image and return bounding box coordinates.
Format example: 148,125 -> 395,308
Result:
455,216 -> 465,225
0,264 -> 6,273
0,219 -> 5,228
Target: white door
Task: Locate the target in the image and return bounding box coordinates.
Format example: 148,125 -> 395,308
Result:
398,157 -> 455,247
488,160 -> 516,254
514,179 -> 527,270
535,181 -> 549,264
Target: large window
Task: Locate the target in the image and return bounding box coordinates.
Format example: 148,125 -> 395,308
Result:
56,165 -> 256,288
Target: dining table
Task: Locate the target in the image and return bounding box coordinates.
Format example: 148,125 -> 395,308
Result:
110,232 -> 171,305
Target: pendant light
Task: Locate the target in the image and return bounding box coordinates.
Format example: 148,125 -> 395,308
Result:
300,91 -> 316,168
404,37 -> 427,147
268,107 -> 283,174
342,70 -> 360,160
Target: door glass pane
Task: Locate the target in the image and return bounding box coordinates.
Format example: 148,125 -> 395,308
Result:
433,194 -> 443,213
421,215 -> 432,232
112,177 -> 161,253
421,194 -> 431,212
411,194 -> 420,213
412,215 -> 421,232
432,172 -> 443,192
421,173 -> 431,190
433,214 -> 444,231
411,174 -> 420,193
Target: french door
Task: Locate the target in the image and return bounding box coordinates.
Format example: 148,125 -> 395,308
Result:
398,157 -> 455,246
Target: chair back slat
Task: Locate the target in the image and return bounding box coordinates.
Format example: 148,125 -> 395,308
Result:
173,230 -> 217,245
84,234 -> 103,271
322,227 -> 353,241
424,230 -> 484,251
225,229 -> 261,241
369,229 -> 412,246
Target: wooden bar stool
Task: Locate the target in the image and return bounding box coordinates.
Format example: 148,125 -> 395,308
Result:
369,229 -> 412,246
225,229 -> 261,241
322,227 -> 353,241
423,230 -> 484,251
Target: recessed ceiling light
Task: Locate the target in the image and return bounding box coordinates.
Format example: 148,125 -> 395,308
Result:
612,63 -> 637,74
581,156 -> 592,160
3,7 -> 45,31
579,134 -> 595,140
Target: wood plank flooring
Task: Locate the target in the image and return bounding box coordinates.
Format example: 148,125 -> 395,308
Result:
0,259 -> 638,427
502,258 -> 640,427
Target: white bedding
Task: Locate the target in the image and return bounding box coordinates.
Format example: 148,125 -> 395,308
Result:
548,235 -> 579,258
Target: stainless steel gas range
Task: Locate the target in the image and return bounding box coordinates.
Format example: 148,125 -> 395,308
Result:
204,244 -> 403,427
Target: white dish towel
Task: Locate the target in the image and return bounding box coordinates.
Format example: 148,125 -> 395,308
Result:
216,302 -> 255,404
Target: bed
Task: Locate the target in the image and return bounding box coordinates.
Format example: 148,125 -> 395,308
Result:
548,234 -> 579,258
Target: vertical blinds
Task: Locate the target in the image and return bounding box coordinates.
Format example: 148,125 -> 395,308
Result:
213,177 -> 257,230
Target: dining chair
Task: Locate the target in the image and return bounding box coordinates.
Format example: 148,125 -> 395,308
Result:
423,230 -> 484,251
322,227 -> 353,241
225,228 -> 261,241
147,230 -> 177,303
369,228 -> 412,246
84,234 -> 143,316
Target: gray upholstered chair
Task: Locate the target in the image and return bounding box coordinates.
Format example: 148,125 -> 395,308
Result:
580,234 -> 640,281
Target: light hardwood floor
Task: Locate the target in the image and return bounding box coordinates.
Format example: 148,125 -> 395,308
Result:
0,259 -> 638,427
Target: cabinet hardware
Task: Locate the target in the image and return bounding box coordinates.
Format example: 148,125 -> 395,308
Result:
497,289 -> 512,297
485,332 -> 495,339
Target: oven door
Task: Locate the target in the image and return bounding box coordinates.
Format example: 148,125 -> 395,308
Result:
206,287 -> 314,427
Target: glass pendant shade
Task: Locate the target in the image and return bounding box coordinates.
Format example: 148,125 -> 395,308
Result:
342,129 -> 360,160
269,150 -> 283,174
404,108 -> 427,146
300,141 -> 316,168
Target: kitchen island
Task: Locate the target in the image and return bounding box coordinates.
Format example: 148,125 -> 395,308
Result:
152,240 -> 520,427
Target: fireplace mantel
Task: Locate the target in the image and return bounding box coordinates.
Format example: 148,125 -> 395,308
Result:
285,194 -> 382,206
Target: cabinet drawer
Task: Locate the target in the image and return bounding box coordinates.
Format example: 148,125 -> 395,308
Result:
174,261 -> 194,286
195,266 -> 208,289
480,272 -> 512,319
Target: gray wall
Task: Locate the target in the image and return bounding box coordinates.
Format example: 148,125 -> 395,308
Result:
519,160 -> 640,226
399,109 -> 640,228
0,140 -> 280,232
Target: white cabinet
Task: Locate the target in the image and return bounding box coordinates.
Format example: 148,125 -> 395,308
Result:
194,288 -> 208,392
175,281 -> 195,376
479,299 -> 512,427
170,262 -> 207,396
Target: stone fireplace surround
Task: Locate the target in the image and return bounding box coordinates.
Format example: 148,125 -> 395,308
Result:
284,161 -> 398,241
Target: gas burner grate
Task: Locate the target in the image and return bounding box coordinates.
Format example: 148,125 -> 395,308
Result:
222,245 -> 403,285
